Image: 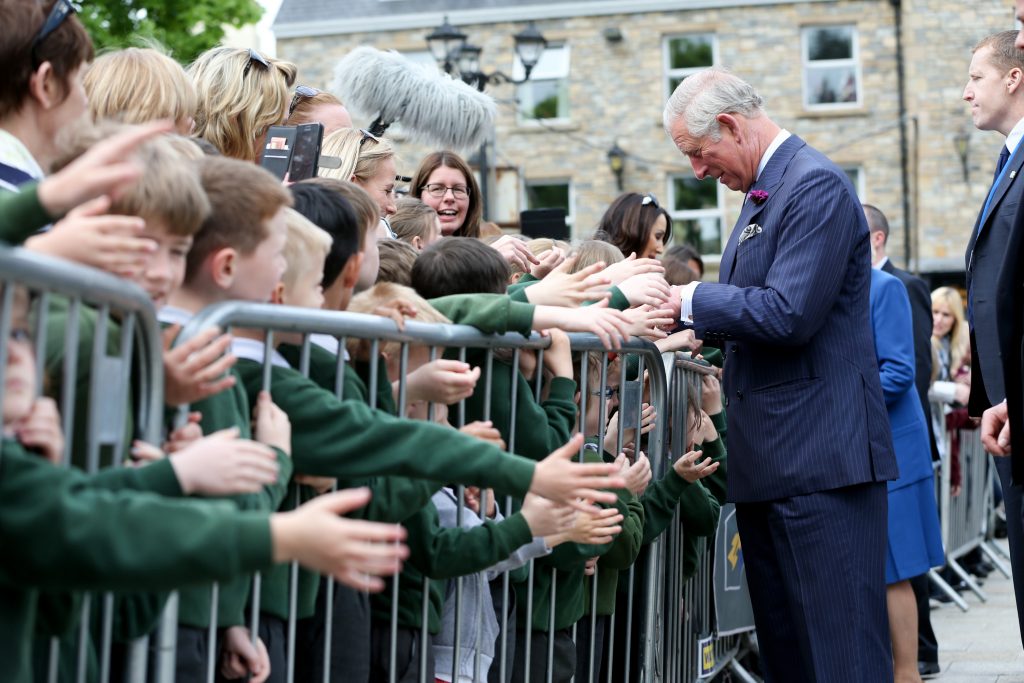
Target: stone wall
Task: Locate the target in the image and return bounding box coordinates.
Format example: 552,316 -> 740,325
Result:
277,0 -> 1016,276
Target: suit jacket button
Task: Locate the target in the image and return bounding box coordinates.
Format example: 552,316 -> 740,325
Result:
736,390 -> 743,400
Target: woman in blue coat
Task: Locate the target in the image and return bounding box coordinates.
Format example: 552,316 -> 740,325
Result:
870,268 -> 944,683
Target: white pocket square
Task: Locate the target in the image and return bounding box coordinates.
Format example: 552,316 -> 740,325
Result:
738,224 -> 762,245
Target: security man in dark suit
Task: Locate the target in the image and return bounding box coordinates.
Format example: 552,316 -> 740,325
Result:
962,29 -> 1024,647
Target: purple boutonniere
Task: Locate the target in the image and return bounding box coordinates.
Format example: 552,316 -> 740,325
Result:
749,190 -> 769,205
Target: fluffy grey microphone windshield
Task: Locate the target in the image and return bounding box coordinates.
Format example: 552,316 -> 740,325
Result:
332,46 -> 497,152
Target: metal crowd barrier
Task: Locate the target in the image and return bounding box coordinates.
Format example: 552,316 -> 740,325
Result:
658,353 -> 756,683
929,402 -> 1011,612
0,246 -> 165,683
173,301 -> 680,683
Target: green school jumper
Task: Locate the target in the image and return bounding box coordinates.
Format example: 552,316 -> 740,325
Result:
0,438 -> 273,683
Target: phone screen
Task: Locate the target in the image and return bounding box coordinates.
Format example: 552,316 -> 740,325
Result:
288,123 -> 324,181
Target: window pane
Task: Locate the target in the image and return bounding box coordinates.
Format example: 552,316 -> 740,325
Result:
526,183 -> 570,212
522,79 -> 567,120
668,75 -> 684,93
669,35 -> 713,70
677,216 -> 722,255
807,27 -> 853,61
673,176 -> 718,211
806,66 -> 858,105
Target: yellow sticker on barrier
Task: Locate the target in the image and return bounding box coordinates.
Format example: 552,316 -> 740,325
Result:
698,636 -> 715,677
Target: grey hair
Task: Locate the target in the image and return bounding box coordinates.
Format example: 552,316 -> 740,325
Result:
662,67 -> 765,141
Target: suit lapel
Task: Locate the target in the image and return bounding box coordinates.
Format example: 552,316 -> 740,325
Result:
721,135 -> 807,283
976,143 -> 1024,244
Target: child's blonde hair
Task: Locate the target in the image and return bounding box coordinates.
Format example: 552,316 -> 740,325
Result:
52,123 -> 210,237
390,198 -> 437,245
346,282 -> 450,359
188,47 -> 298,161
283,208 -> 333,293
570,240 -> 624,274
931,286 -> 969,378
85,46 -> 198,133
318,127 -> 400,186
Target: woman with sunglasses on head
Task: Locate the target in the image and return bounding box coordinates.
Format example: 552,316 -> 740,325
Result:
188,47 -> 297,162
285,86 -> 353,134
595,192 -> 673,260
0,0 -> 92,187
317,127 -> 401,219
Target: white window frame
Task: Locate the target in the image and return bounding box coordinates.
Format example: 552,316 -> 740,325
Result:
840,165 -> 865,201
662,33 -> 717,101
515,44 -> 571,125
667,172 -> 726,257
801,25 -> 862,111
522,178 -> 575,231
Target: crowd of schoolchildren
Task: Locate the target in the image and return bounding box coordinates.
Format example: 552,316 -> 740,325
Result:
0,2 -> 729,682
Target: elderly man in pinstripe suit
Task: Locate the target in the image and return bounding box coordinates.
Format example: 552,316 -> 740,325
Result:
663,68 -> 899,681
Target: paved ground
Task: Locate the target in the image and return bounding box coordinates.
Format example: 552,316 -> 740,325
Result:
932,541 -> 1024,682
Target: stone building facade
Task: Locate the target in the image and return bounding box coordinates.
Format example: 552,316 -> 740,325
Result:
274,0 -> 1016,277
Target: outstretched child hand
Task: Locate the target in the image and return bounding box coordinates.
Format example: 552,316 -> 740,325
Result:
655,329 -> 702,355
490,234 -> 541,273
673,449 -> 719,484
168,428 -> 280,496
373,298 -> 419,331
253,391 -> 291,455
701,374 -> 723,417
24,197 -> 156,278
162,325 -> 237,407
616,272 -> 673,308
556,303 -> 632,350
621,305 -> 675,340
532,434 -> 626,512
459,420 -> 506,449
530,247 -> 566,279
165,411 -> 202,453
520,492 -> 576,538
270,487 -> 408,592
541,328 -> 573,379
603,403 -> 656,456
524,258 -> 612,307
406,359 -> 481,405
600,253 -> 664,286
15,397 -> 64,465
567,505 -> 623,546
615,452 -> 653,497
219,626 -> 271,683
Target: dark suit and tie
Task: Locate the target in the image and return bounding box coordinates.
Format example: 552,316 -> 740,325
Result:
966,133 -> 1024,647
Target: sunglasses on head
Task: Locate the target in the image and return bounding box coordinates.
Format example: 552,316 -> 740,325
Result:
358,128 -> 381,149
288,85 -> 321,116
641,193 -> 660,209
243,47 -> 271,79
31,0 -> 78,66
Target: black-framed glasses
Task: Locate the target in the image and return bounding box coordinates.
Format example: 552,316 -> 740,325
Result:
423,183 -> 470,199
242,48 -> 271,79
641,192 -> 660,209
288,85 -> 321,116
31,0 -> 77,65
358,128 -> 381,148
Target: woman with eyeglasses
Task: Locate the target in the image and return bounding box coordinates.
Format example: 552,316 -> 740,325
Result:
317,127 -> 401,219
595,192 -> 673,260
188,47 -> 297,162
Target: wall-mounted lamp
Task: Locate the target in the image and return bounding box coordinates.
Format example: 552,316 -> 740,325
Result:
953,129 -> 970,183
607,142 -> 626,191
602,27 -> 623,43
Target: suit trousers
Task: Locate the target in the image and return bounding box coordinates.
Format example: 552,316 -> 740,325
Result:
736,482 -> 891,682
993,455 -> 1024,646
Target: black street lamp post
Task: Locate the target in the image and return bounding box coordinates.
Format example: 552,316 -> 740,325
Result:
426,16 -> 548,219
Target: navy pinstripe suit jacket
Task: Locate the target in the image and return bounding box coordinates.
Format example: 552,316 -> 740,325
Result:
692,135 -> 899,503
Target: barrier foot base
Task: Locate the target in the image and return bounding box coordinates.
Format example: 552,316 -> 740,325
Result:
948,558 -> 988,603
728,658 -> 761,683
928,569 -> 969,613
980,541 -> 1013,579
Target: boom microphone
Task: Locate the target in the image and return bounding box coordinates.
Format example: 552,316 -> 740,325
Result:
332,46 -> 497,152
